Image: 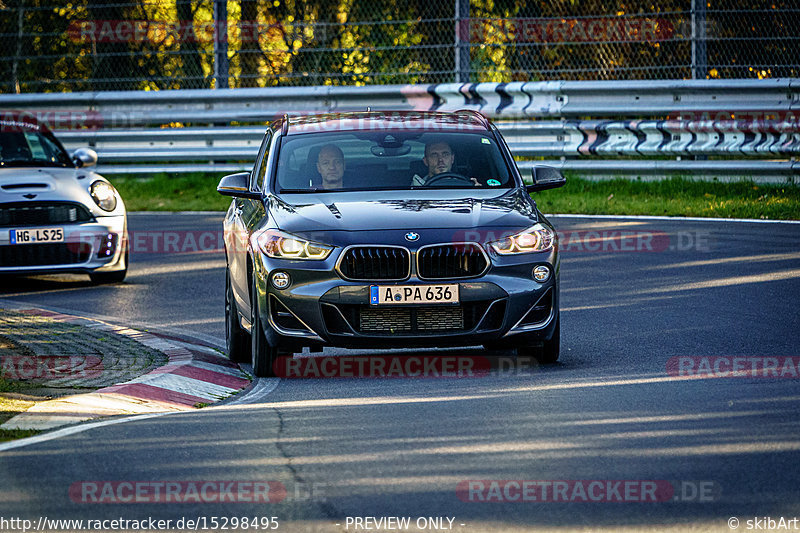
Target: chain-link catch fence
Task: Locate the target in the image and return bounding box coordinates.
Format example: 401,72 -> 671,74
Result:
0,0 -> 797,93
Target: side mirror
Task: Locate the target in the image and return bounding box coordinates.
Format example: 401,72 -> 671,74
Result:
526,165 -> 566,193
72,148 -> 98,168
217,172 -> 261,199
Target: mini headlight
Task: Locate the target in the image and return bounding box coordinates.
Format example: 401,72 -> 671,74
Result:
90,181 -> 117,212
254,229 -> 333,260
489,224 -> 554,255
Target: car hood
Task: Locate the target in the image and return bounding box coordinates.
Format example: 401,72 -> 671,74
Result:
267,188 -> 539,234
0,166 -> 123,217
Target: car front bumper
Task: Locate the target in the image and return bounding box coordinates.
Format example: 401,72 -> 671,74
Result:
251,245 -> 559,352
0,215 -> 127,276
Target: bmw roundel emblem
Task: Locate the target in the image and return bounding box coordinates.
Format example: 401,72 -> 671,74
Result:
405,232 -> 420,242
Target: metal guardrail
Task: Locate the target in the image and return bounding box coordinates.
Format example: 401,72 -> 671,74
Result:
2,80 -> 798,182
3,79 -> 797,121
55,119 -> 800,160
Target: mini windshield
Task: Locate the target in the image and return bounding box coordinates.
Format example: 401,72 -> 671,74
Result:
0,127 -> 73,168
275,131 -> 514,192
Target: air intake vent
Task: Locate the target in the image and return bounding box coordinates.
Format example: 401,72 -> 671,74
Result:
0,202 -> 94,227
360,307 -> 413,332
269,295 -> 310,333
417,243 -> 488,279
0,242 -> 92,267
416,307 -> 464,330
324,302 -> 491,335
519,289 -> 553,326
338,246 -> 410,280
1,183 -> 48,190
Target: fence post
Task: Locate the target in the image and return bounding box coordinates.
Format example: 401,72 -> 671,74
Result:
455,0 -> 470,83
214,0 -> 230,89
12,0 -> 24,93
691,0 -> 707,79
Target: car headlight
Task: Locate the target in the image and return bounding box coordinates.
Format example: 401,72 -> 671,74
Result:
489,224 -> 554,255
90,181 -> 118,212
254,229 -> 333,260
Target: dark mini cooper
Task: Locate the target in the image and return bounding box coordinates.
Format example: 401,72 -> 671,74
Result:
218,111 -> 565,377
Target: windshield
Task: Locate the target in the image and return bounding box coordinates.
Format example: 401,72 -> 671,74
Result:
274,131 -> 514,193
0,127 -> 73,168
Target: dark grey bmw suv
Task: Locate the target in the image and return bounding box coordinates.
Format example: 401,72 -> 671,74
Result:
218,111 -> 565,377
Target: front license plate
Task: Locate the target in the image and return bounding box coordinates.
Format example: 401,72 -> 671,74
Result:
10,227 -> 64,245
370,284 -> 459,305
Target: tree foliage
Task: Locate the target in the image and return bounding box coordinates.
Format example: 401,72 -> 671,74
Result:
0,0 -> 796,92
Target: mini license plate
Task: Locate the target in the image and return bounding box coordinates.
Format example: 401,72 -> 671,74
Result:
9,227 -> 64,245
370,284 -> 459,305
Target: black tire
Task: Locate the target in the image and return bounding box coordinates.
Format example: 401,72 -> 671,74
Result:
517,317 -> 560,364
226,269 -> 250,363
251,275 -> 278,377
89,249 -> 128,284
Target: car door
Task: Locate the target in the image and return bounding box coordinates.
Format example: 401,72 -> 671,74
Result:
229,130 -> 272,316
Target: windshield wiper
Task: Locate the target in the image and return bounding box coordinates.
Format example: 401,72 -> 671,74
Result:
279,188 -> 322,193
409,185 -> 478,189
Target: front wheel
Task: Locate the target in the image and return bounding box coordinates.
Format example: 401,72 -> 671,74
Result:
517,317 -> 560,364
226,269 -> 250,362
89,249 -> 128,284
251,276 -> 278,377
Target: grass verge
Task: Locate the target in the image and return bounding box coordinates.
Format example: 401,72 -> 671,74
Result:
111,172 -> 233,211
0,375 -> 40,442
535,176 -> 800,220
108,172 -> 800,219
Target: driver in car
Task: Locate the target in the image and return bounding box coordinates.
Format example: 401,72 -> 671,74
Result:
316,144 -> 345,189
412,141 -> 479,186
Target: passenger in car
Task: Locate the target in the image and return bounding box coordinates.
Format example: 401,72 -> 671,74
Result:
316,144 -> 345,189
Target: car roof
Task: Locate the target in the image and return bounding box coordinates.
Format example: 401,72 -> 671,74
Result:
280,110 -> 491,136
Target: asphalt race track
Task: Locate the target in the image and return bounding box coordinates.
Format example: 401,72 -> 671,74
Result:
1,212 -> 799,532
